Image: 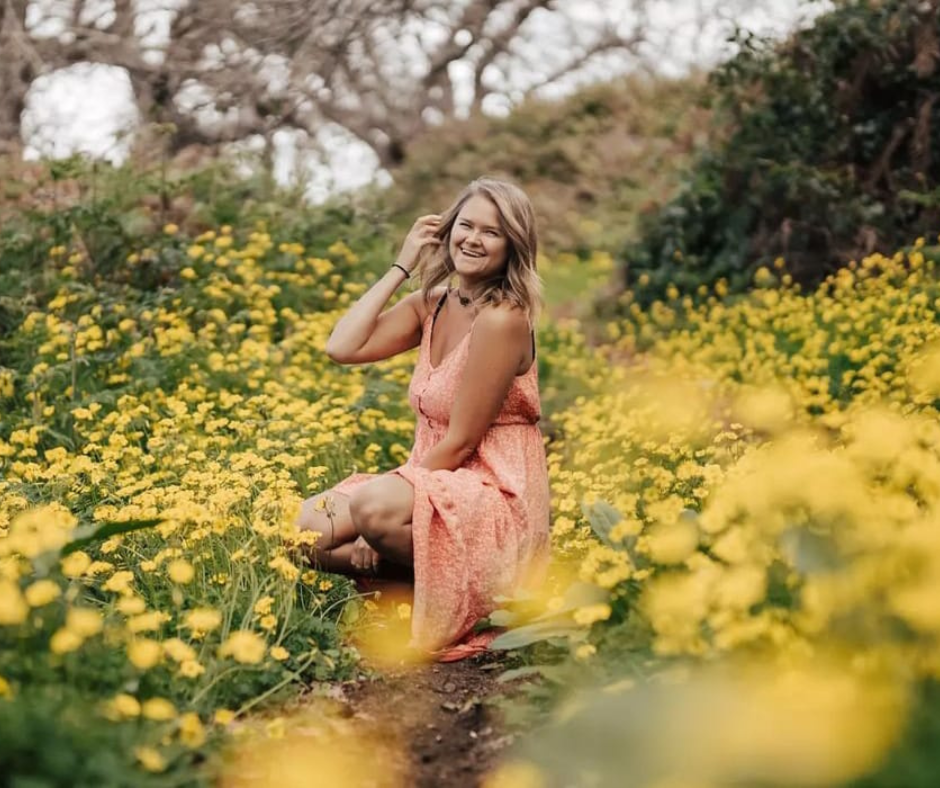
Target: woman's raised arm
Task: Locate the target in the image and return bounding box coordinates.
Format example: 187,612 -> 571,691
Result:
325,215 -> 440,364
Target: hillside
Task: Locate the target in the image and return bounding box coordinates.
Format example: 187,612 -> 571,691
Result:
386,72 -> 712,258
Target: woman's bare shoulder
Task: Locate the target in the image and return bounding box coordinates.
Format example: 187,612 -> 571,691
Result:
412,285 -> 449,323
475,300 -> 531,337
478,299 -> 529,323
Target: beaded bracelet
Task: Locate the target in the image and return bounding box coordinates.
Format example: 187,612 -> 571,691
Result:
391,262 -> 411,278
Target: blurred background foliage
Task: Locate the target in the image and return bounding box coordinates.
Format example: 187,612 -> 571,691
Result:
614,0 -> 940,305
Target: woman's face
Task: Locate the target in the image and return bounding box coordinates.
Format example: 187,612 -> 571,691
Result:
448,194 -> 510,281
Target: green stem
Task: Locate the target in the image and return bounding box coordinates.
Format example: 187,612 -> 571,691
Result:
233,650 -> 319,717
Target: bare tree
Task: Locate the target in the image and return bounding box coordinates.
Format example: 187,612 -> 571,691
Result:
0,1 -> 36,153
0,0 -> 767,167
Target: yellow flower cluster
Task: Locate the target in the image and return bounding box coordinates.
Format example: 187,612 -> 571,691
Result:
503,240 -> 940,787
546,241 -> 940,648
0,224 -> 422,776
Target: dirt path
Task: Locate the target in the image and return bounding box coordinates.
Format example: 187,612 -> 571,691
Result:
335,651 -> 515,787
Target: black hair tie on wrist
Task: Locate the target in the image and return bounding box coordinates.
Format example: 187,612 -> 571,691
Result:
391,263 -> 410,279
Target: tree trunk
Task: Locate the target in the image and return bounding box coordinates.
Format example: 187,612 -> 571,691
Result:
0,1 -> 33,155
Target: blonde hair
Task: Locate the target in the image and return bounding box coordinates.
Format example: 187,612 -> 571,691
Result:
414,177 -> 543,324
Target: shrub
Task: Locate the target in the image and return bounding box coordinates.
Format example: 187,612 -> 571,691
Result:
619,0 -> 940,304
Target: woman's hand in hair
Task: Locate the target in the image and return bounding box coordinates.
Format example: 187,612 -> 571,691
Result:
397,214 -> 442,273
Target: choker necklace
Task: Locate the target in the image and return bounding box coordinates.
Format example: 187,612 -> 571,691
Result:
453,287 -> 472,307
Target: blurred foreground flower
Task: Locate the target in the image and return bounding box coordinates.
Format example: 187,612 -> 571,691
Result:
513,653 -> 909,788
220,701 -> 407,788
351,582 -> 430,670
219,630 -> 267,664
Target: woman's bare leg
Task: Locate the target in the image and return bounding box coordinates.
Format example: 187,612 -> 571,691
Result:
348,475 -> 416,566
296,486 -> 414,580
295,490 -> 358,572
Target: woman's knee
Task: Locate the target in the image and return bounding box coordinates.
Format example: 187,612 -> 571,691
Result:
348,484 -> 402,542
348,489 -> 379,541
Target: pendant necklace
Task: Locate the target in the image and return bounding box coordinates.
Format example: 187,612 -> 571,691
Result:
453,286 -> 472,307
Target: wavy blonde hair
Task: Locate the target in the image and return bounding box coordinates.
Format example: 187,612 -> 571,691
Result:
414,177 -> 543,324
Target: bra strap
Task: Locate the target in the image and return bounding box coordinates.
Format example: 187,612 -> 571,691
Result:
431,289 -> 448,326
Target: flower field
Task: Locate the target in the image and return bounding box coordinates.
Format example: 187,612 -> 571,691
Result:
0,226 -> 437,783
495,238 -> 940,787
4,212 -> 940,787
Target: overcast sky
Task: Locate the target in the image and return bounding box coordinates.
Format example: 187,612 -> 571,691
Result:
21,0 -> 829,201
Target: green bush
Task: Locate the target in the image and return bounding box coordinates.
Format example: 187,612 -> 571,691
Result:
619,0 -> 940,303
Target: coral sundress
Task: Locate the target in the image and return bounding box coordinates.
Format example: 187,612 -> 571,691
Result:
330,289 -> 551,661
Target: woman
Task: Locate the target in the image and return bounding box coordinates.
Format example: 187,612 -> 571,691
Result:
296,177 -> 551,661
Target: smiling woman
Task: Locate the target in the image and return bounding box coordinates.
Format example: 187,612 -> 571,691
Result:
296,177 -> 550,661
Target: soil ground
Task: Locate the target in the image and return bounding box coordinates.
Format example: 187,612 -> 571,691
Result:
337,651 -> 515,787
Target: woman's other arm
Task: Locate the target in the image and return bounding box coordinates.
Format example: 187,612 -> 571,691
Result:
325,214 -> 440,364
418,306 -> 530,472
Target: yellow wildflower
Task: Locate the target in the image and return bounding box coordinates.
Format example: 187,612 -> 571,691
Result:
179,659 -> 206,679
116,595 -> 147,615
106,693 -> 141,719
167,559 -> 195,584
135,746 -> 167,773
183,607 -> 222,632
162,638 -> 196,663
24,579 -> 61,607
142,697 -> 177,721
259,614 -> 277,632
49,628 -> 83,654
127,611 -> 166,633
178,712 -> 206,748
103,570 -> 135,595
573,603 -> 612,627
60,551 -> 91,578
127,639 -> 163,670
0,582 -> 28,625
214,709 -> 236,726
218,630 -> 266,664
253,596 -> 275,616
66,607 -> 103,638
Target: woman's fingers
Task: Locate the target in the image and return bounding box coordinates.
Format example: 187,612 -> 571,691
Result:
349,536 -> 379,574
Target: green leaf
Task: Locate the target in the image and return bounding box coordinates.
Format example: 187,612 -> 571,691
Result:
61,518 -> 163,555
581,500 -> 622,546
779,526 -> 843,575
340,600 -> 361,626
487,609 -> 519,627
497,665 -> 547,683
531,582 -> 609,623
498,664 -> 571,684
489,620 -> 581,651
